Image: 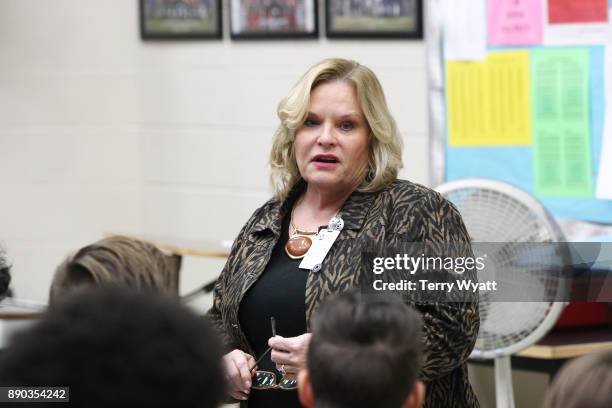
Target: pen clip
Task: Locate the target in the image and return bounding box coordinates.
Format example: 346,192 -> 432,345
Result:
271,316 -> 276,337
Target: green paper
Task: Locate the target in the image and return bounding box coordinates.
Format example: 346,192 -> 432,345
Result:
531,48 -> 593,198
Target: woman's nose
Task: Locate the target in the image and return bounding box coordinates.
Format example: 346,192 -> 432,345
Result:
317,124 -> 336,146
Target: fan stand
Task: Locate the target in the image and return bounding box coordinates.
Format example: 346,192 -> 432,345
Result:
494,355 -> 515,408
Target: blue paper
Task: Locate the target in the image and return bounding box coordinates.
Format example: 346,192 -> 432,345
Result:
589,46 -> 605,176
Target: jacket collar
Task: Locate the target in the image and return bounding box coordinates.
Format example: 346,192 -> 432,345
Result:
338,189 -> 377,230
252,179 -> 377,234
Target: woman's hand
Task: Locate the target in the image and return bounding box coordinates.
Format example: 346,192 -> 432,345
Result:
222,349 -> 255,401
269,333 -> 312,381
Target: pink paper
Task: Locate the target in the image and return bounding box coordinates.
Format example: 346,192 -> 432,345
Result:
488,0 -> 543,46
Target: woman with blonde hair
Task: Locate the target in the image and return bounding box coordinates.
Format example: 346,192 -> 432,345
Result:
208,58 -> 479,408
50,236 -> 178,305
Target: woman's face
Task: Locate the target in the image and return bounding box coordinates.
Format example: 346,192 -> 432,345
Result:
294,81 -> 369,195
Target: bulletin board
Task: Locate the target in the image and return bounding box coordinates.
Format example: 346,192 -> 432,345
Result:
426,0 -> 612,224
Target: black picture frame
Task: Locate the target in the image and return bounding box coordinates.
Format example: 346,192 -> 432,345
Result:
326,0 -> 423,39
230,0 -> 319,40
140,0 -> 222,40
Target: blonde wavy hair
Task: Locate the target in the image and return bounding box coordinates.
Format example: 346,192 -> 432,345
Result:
270,58 -> 403,200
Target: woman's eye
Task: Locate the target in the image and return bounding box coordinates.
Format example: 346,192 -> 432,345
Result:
339,122 -> 354,131
304,119 -> 319,127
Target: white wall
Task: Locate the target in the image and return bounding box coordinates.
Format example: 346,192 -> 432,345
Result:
0,1 -> 143,301
0,0 -> 428,302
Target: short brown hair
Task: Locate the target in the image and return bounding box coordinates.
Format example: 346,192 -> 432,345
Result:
50,236 -> 178,305
307,290 -> 423,408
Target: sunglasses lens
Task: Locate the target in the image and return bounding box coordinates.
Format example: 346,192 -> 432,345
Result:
279,378 -> 298,390
252,371 -> 276,389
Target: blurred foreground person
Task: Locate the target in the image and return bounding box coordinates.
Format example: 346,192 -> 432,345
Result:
49,236 -> 178,305
298,290 -> 425,408
0,248 -> 11,299
0,288 -> 225,408
543,349 -> 612,408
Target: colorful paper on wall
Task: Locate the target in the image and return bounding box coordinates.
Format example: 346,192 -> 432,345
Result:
548,0 -> 609,24
443,0 -> 487,61
589,46 -> 606,173
446,48 -> 612,223
596,45 -> 612,199
488,0 -> 543,46
544,22 -> 611,46
446,51 -> 532,146
531,48 -> 593,197
596,109 -> 612,199
544,1 -> 611,44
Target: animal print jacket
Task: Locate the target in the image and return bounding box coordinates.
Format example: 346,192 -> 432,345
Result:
207,179 -> 480,408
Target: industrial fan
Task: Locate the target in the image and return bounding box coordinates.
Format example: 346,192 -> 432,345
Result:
436,178 -> 569,408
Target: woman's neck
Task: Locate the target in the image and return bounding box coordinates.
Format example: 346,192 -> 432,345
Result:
304,183 -> 355,212
292,185 -> 354,231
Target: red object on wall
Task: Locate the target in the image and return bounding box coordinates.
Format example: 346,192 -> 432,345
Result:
548,0 -> 609,24
554,302 -> 610,329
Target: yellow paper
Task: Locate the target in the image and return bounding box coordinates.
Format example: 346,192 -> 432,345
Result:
447,51 -> 532,146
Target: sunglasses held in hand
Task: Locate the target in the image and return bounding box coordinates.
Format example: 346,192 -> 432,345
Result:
250,317 -> 297,391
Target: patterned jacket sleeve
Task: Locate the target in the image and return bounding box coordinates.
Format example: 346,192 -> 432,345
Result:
205,205 -> 263,353
416,193 -> 480,382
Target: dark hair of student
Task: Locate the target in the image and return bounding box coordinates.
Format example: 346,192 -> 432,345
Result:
0,247 -> 11,298
0,287 -> 225,408
307,290 -> 423,408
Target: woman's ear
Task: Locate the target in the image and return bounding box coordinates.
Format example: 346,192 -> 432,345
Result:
404,380 -> 425,408
298,369 -> 314,408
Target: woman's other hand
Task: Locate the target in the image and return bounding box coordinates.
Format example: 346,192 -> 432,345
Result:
222,349 -> 255,401
269,333 -> 312,381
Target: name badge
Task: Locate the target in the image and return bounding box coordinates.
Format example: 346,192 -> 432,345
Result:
299,216 -> 344,271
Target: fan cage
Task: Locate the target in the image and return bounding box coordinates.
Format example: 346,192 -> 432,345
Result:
436,178 -> 568,359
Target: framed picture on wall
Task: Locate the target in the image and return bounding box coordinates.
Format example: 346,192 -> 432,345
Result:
326,0 -> 423,39
230,0 -> 318,39
140,0 -> 222,40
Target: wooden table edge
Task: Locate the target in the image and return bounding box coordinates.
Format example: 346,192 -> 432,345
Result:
517,341 -> 612,359
104,233 -> 230,258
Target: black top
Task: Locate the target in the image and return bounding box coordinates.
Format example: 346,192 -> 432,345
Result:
238,213 -> 308,408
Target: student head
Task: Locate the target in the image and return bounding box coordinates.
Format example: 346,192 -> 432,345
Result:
298,290 -> 425,408
0,247 -> 11,298
49,236 -> 178,305
543,349 -> 612,408
0,287 -> 225,408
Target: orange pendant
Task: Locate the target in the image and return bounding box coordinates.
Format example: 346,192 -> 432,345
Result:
285,235 -> 313,259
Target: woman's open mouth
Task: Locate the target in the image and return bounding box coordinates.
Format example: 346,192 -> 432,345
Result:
312,154 -> 339,169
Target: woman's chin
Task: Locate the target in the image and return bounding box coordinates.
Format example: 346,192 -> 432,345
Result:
304,176 -> 350,192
